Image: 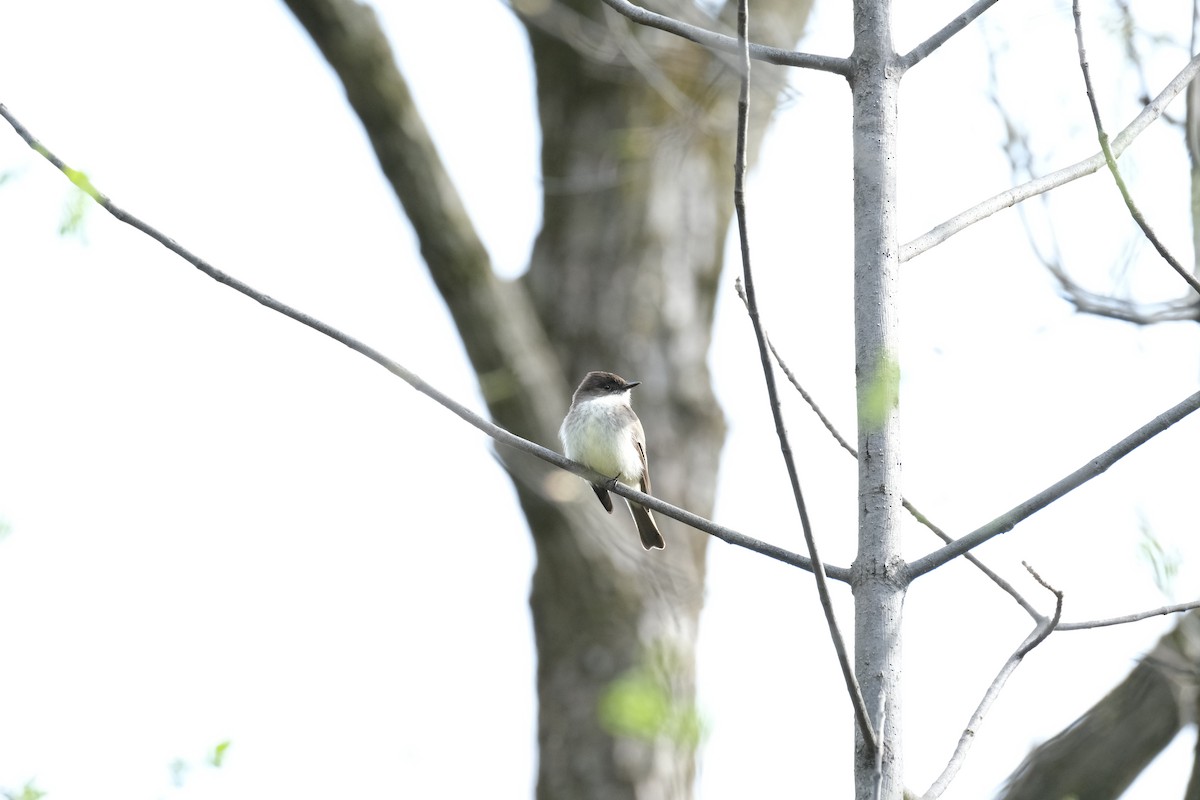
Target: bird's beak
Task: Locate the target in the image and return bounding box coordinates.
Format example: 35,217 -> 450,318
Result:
626,380 -> 641,389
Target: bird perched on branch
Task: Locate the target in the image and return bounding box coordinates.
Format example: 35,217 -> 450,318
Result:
560,371 -> 664,550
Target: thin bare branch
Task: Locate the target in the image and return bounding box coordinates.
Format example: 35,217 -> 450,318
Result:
730,0 -> 874,754
734,278 -> 856,456
980,38 -> 1200,324
1049,266 -> 1200,322
1057,599 -> 1200,631
0,102 -> 848,582
907,388 -> 1200,579
921,564 -> 1063,799
900,0 -> 1005,70
899,500 -> 1041,620
734,277 -> 1043,621
902,51 -> 1200,262
1072,0 -> 1200,298
597,0 -> 850,75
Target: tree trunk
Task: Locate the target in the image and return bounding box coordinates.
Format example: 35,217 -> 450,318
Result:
998,611 -> 1200,800
849,0 -> 905,796
519,3 -> 809,795
283,0 -> 811,797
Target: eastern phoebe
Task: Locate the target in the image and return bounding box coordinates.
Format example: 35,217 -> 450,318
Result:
560,371 -> 665,550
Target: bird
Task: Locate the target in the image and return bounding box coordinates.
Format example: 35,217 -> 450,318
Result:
559,371 -> 665,550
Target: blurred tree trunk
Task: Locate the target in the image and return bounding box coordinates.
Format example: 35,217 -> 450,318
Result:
997,611 -> 1200,800
283,0 -> 811,797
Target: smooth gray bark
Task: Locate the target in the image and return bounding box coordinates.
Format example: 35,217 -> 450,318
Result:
849,0 -> 906,797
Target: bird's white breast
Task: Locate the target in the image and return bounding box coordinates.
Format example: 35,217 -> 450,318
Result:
559,393 -> 644,485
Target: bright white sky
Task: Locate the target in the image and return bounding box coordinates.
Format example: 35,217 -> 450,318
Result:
0,1 -> 1197,798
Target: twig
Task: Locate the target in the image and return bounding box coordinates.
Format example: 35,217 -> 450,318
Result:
1056,599 -> 1200,631
900,0 -> 1005,70
1018,563 -> 1064,629
901,51 -> 1200,262
1071,0 -> 1200,298
899,500 -> 1040,620
0,102 -> 850,582
1049,270 -> 1200,323
907,388 -> 1200,579
921,563 -> 1063,799
733,278 -> 1042,621
730,0 -> 876,755
597,0 -> 850,75
733,279 -> 855,456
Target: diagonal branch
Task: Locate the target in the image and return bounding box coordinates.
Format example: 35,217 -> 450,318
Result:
0,101 -> 848,582
1071,0 -> 1200,298
900,0 -> 1005,71
284,0 -> 568,440
730,0 -> 875,755
907,388 -> 1200,579
980,39 -> 1200,324
597,0 -> 850,75
921,563 -> 1063,799
734,278 -> 1043,622
899,500 -> 1040,619
902,51 -> 1200,262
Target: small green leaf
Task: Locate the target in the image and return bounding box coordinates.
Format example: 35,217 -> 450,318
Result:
2,780 -> 47,800
1137,517 -> 1180,599
859,352 -> 900,430
53,165 -> 100,239
62,166 -> 100,201
209,739 -> 232,768
599,671 -> 671,740
58,188 -> 91,238
598,649 -> 706,748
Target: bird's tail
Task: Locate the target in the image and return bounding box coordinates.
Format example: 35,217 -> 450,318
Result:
629,502 -> 665,550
